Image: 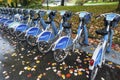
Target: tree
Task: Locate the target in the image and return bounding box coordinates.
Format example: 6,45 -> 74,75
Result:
61,0 -> 65,6
2,0 -> 7,7
103,0 -> 106,2
117,0 -> 120,11
13,0 -> 18,7
75,0 -> 88,6
21,0 -> 28,6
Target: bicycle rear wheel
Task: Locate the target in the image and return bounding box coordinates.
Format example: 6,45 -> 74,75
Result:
9,28 -> 15,36
4,27 -> 9,32
89,66 -> 98,80
15,31 -> 26,41
53,49 -> 69,62
26,35 -> 37,46
37,41 -> 51,54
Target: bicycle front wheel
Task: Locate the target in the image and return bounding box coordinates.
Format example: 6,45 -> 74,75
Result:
89,66 -> 98,80
15,31 -> 26,41
26,35 -> 37,46
54,49 -> 69,62
37,41 -> 51,54
9,28 -> 15,36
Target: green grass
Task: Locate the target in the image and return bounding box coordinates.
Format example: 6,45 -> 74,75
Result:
86,1 -> 118,4
49,5 -> 117,14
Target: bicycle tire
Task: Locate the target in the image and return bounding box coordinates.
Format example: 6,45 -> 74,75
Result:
37,41 -> 52,54
15,31 -> 26,41
53,49 -> 69,62
26,35 -> 37,46
9,28 -> 15,36
89,66 -> 98,80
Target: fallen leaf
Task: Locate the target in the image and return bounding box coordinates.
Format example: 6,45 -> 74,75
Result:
78,71 -> 82,75
19,71 -> 24,75
74,72 -> 78,76
3,71 -> 7,74
101,77 -> 105,80
61,74 -> 65,79
5,76 -> 10,79
66,73 -> 71,78
52,63 -> 57,66
36,60 -> 40,64
38,74 -> 42,78
27,73 -> 32,78
11,53 -> 17,57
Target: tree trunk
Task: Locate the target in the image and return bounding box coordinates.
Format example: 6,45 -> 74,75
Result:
117,0 -> 120,11
61,0 -> 65,6
103,0 -> 105,2
14,0 -> 18,7
22,0 -> 28,6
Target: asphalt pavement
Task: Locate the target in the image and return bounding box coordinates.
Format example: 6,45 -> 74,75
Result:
0,33 -> 120,80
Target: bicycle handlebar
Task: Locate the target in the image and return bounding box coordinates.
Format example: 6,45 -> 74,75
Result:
75,11 -> 92,15
95,13 -> 120,19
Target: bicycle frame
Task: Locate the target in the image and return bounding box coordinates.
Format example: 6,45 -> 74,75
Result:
73,18 -> 87,51
52,11 -> 91,62
36,11 -> 72,54
36,10 -> 61,42
89,25 -> 110,70
89,13 -> 120,80
25,10 -> 49,37
53,11 -> 91,51
36,18 -> 62,43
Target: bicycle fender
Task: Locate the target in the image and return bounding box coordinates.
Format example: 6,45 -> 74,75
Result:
37,31 -> 53,42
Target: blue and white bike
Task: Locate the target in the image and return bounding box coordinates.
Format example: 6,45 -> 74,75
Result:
52,11 -> 92,62
25,10 -> 55,46
89,13 -> 120,80
14,9 -> 37,41
0,8 -> 25,36
37,10 -> 69,54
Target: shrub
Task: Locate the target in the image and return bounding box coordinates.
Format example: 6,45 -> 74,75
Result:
75,0 -> 88,6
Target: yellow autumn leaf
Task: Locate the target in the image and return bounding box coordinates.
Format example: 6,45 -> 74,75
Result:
36,60 -> 40,64
78,71 -> 82,75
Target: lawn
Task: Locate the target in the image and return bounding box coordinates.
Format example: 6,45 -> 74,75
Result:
85,1 -> 118,5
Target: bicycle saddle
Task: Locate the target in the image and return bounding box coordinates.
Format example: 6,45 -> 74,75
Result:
48,10 -> 57,20
38,11 -> 46,18
23,9 -> 28,15
45,21 -> 51,24
65,11 -> 72,17
30,10 -> 35,16
32,18 -> 38,21
96,28 -> 108,36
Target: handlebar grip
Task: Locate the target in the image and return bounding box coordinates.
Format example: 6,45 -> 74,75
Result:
90,12 -> 93,16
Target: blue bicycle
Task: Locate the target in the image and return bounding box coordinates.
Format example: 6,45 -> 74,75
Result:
52,11 -> 92,62
37,10 -> 69,54
0,8 -> 17,33
0,8 -> 27,36
14,9 -> 38,41
89,13 -> 120,80
25,10 -> 57,46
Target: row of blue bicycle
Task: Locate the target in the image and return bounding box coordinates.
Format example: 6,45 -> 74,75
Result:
0,7 -> 120,80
